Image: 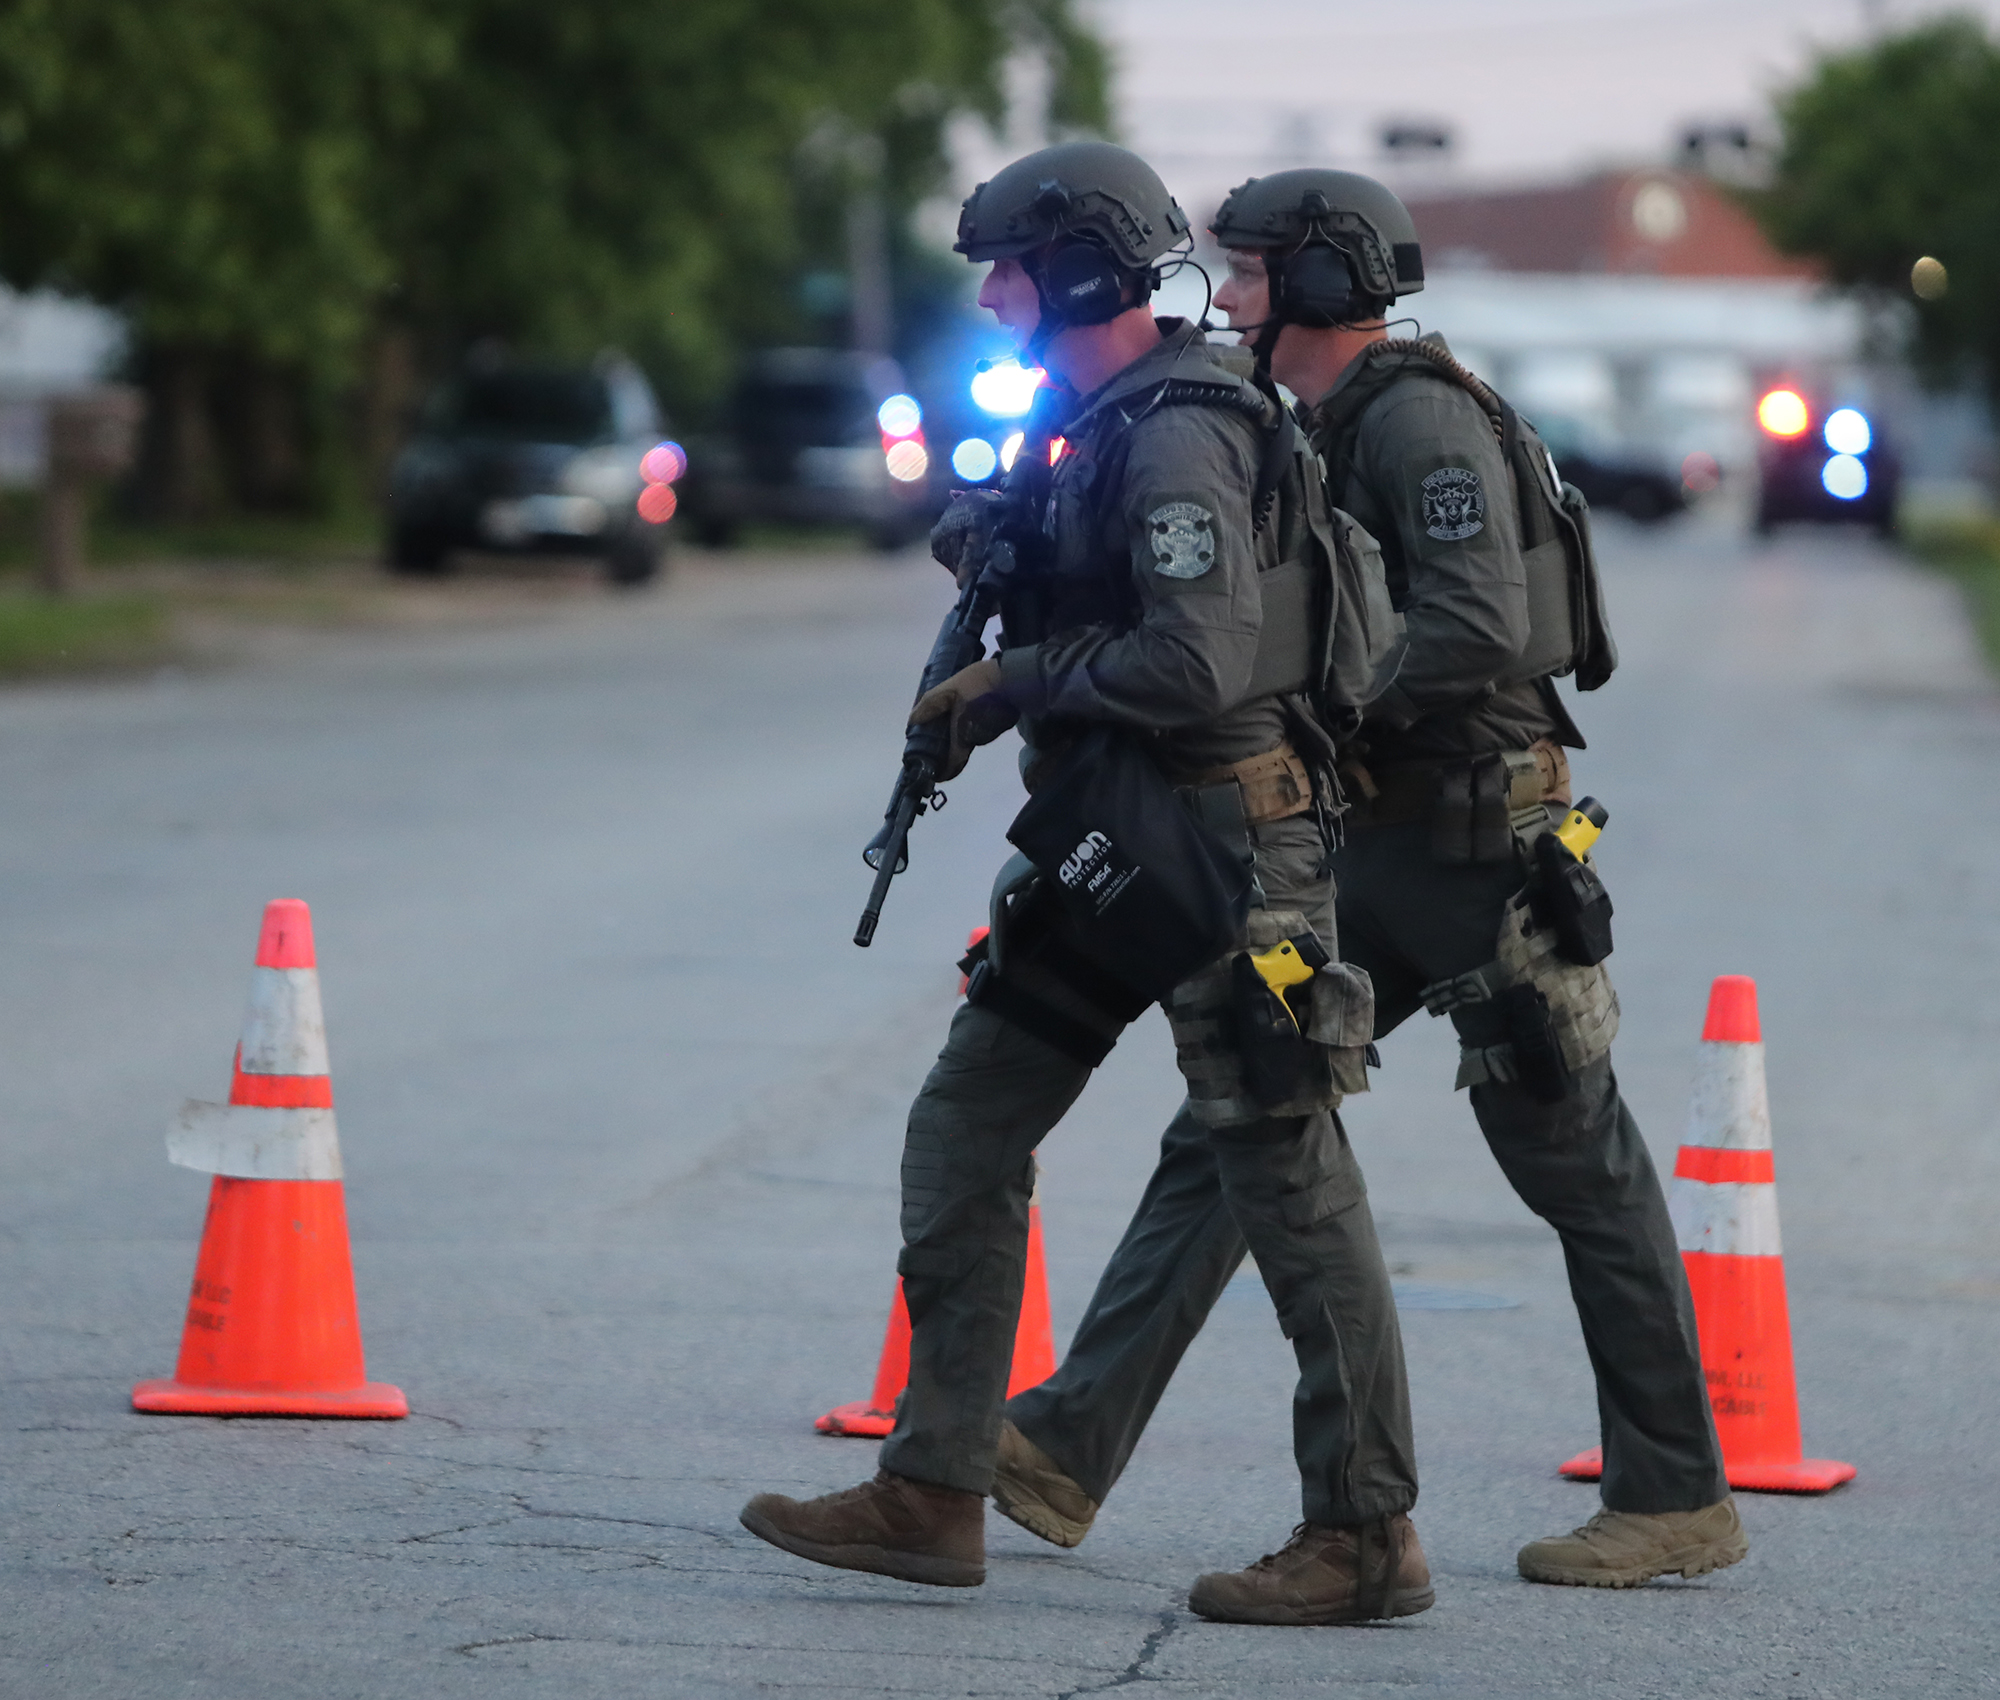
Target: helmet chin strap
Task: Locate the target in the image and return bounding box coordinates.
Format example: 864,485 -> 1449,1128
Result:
1021,252 -> 1069,364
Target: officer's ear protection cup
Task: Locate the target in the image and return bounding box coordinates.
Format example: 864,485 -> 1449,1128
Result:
1036,238 -> 1149,329
1269,244 -> 1367,330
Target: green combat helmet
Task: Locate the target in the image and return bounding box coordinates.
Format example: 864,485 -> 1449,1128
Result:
956,142 -> 1191,341
1210,169 -> 1425,341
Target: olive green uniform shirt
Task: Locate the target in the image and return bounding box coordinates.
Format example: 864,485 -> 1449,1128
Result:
995,320 -> 1291,774
1305,339 -> 1575,765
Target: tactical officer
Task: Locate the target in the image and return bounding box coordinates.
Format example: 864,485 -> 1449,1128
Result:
741,144 -> 1435,1625
990,169 -> 1749,1590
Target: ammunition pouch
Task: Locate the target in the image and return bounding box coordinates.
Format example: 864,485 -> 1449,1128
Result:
1431,748 -> 1544,865
1167,908 -> 1376,1128
1421,889 -> 1619,1102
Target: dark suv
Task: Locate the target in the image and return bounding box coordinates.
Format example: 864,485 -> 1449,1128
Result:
386,356 -> 676,584
676,349 -> 939,549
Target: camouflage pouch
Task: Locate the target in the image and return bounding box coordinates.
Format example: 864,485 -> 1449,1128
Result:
1168,909 -> 1375,1127
1437,890 -> 1619,1094
1306,960 -> 1377,1096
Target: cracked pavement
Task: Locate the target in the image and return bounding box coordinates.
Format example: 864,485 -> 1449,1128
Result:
3,524 -> 1997,1696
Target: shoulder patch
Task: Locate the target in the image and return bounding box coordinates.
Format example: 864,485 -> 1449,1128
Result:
1420,466 -> 1485,541
1147,501 -> 1216,578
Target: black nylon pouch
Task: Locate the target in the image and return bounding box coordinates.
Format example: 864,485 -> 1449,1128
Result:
1008,728 -> 1252,1003
1532,832 -> 1616,966
1499,982 -> 1571,1104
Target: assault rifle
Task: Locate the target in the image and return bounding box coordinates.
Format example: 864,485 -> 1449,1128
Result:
853,512 -> 1033,948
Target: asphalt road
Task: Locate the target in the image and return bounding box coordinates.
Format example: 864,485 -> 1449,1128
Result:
3,516 -> 1996,1698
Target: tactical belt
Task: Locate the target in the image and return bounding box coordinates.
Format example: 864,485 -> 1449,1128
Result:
1167,741 -> 1315,826
1339,740 -> 1570,832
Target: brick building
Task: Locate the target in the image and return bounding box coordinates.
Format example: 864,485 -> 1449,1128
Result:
1405,170 -> 1815,281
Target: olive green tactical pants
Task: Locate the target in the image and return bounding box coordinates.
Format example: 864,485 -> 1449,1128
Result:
880,819 -> 1419,1529
1006,817 -> 1728,1517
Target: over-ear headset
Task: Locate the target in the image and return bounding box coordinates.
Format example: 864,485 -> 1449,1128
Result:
1038,237 -> 1132,328
1269,242 -> 1360,329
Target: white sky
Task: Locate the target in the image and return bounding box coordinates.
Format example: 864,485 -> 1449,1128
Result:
1083,0 -> 2000,219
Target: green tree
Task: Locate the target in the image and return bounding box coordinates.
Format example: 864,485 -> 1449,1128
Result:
0,0 -> 1107,519
1757,14 -> 2000,398
0,0 -> 450,511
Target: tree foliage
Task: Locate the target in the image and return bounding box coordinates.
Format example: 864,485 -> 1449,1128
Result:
0,0 -> 1107,514
1758,14 -> 2000,396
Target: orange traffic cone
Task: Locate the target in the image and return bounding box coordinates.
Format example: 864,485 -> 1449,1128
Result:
133,900 -> 406,1419
1560,975 -> 1852,1492
816,1175 -> 1057,1438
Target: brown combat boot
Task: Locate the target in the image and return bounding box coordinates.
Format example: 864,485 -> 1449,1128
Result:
1516,1496 -> 1747,1588
990,1420 -> 1098,1548
740,1470 -> 985,1587
1188,1514 -> 1434,1626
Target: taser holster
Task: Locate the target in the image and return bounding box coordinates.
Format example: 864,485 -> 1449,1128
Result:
1531,830 -> 1615,966
1168,908 -> 1377,1128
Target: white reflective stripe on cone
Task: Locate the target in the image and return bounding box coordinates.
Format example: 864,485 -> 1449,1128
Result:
238,967 -> 330,1076
1683,1040 -> 1771,1152
1669,1177 -> 1782,1257
167,1101 -> 344,1180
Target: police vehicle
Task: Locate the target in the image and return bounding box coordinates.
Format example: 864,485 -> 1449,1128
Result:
1752,386 -> 1898,537
674,349 -> 938,550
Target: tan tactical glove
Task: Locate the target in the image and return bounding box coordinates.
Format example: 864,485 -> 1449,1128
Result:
929,490 -> 1004,588
910,655 -> 1016,780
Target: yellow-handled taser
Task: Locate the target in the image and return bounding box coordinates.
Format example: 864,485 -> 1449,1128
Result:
1249,937 -> 1319,1032
1554,797 -> 1608,860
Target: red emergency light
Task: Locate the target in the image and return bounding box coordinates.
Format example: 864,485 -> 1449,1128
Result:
1756,389 -> 1810,438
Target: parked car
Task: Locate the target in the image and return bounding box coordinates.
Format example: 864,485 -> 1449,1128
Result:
1751,386 -> 1898,537
386,355 -> 676,584
676,349 -> 940,549
1533,415 -> 1691,524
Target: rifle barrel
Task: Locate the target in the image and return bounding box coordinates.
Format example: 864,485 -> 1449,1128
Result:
853,787 -> 921,947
